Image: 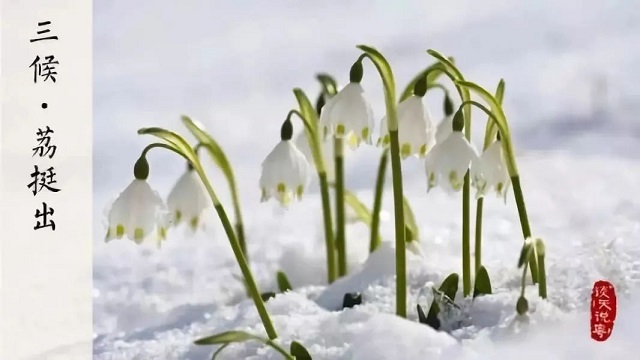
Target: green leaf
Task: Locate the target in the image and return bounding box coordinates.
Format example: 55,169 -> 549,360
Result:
290,341 -> 312,360
422,273 -> 459,330
316,73 -> 339,97
277,271 -> 293,293
195,330 -> 262,345
439,273 -> 459,300
261,292 -> 277,302
293,88 -> 319,135
181,115 -> 238,195
482,80 -> 505,149
399,59 -> 452,102
211,343 -> 230,360
416,304 -> 429,325
341,188 -> 373,226
138,127 -> 200,167
402,196 -> 419,243
196,330 -> 295,360
473,266 -> 493,298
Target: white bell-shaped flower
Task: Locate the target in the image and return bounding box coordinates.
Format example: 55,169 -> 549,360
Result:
424,130 -> 479,194
319,82 -> 374,149
261,119 -> 311,207
377,95 -> 436,159
472,139 -> 511,201
167,168 -> 210,231
105,179 -> 168,246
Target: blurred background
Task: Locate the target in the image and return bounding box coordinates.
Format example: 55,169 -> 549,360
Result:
93,0 -> 640,214
93,0 -> 640,356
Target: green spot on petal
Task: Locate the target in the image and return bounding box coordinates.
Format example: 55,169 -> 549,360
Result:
361,127 -> 369,140
449,171 -> 463,191
134,228 -> 144,242
296,185 -> 304,198
401,143 -> 411,158
189,217 -> 199,231
419,144 -> 427,156
496,182 -> 504,193
159,227 -> 167,240
175,210 -> 182,222
336,124 -> 346,136
383,135 -> 390,146
277,183 -> 286,193
116,224 -> 125,238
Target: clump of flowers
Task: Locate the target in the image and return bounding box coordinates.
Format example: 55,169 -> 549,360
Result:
104,44 -> 547,359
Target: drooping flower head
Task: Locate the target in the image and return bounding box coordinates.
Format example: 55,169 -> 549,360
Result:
378,79 -> 436,159
167,164 -> 210,231
260,118 -> 311,207
319,61 -> 374,149
105,156 -> 168,247
472,135 -> 511,201
424,109 -> 479,193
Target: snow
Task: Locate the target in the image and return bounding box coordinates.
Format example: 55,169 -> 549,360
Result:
93,1 -> 640,359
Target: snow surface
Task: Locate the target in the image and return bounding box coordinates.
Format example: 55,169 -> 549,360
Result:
93,1 -> 640,359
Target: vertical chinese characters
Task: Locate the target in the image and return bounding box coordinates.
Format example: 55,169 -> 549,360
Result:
29,21 -> 60,230
590,280 -> 617,341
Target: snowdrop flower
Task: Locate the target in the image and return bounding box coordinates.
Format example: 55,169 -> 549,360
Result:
105,156 -> 168,246
424,111 -> 479,193
472,138 -> 511,201
319,63 -> 374,149
378,94 -> 436,159
167,166 -> 210,231
260,118 -> 311,207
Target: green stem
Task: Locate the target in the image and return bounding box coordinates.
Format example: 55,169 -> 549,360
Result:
475,197 -> 483,273
319,172 -> 337,283
389,130 -> 407,318
462,172 -> 472,296
512,176 -> 539,283
196,169 -> 278,340
537,254 -> 547,299
370,150 -> 388,253
356,45 -> 405,317
334,137 -> 347,277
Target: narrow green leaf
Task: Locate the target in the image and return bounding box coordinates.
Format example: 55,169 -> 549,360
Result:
261,292 -> 277,302
402,196 -> 419,242
341,188 -> 373,226
473,266 -> 493,298
181,115 -> 238,193
211,343 -> 230,360
195,330 -> 261,345
290,341 -> 313,360
277,271 -> 293,293
138,127 -> 200,166
439,273 -> 459,300
416,304 -> 429,325
399,59 -> 452,102
316,73 -> 339,96
293,88 -> 319,135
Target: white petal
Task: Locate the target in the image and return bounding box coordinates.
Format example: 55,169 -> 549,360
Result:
320,82 -> 373,144
259,140 -> 311,207
167,170 -> 210,230
106,179 -> 166,243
